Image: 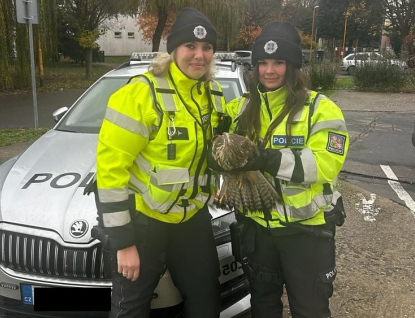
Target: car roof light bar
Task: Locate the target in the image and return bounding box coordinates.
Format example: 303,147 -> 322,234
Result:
214,52 -> 239,62
130,52 -> 162,61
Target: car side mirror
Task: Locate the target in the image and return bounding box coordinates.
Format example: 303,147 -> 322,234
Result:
53,107 -> 69,123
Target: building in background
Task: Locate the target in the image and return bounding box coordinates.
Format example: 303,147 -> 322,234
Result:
97,15 -> 167,56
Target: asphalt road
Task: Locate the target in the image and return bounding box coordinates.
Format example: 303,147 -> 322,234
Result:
0,88 -> 86,129
330,90 -> 415,205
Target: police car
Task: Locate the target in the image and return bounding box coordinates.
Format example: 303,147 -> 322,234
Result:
0,52 -> 250,317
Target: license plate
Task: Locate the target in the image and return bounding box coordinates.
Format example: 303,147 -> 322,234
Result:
217,242 -> 244,284
21,286 -> 111,311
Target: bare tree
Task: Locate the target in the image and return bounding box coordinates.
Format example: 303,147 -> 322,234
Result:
384,0 -> 415,39
136,0 -> 248,51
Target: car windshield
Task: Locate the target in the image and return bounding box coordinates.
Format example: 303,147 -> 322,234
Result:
216,78 -> 241,104
57,77 -> 129,134
56,75 -> 243,134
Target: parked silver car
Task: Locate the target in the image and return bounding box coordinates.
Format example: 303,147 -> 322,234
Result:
0,53 -> 250,317
340,52 -> 408,75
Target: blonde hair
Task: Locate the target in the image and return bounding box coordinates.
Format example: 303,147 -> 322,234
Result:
148,51 -> 217,84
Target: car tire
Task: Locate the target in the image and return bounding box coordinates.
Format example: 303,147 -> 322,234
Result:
347,66 -> 356,75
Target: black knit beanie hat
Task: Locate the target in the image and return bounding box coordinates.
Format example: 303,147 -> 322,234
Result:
252,21 -> 302,69
167,7 -> 217,54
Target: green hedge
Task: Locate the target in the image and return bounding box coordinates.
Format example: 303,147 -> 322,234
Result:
306,61 -> 338,91
353,62 -> 406,92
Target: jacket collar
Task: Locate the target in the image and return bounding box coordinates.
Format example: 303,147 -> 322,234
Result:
169,62 -> 207,95
258,85 -> 287,116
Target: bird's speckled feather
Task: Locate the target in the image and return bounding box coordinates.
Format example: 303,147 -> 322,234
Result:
211,133 -> 280,213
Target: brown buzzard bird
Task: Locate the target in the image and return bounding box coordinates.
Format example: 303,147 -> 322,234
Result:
211,133 -> 280,213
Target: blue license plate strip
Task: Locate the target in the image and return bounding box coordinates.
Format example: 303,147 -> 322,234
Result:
21,284 -> 34,305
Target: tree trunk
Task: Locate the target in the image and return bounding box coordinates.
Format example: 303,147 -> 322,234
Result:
85,47 -> 93,79
38,37 -> 44,87
152,4 -> 168,52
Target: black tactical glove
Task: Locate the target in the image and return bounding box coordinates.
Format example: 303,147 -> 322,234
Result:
206,144 -> 225,172
236,148 -> 282,176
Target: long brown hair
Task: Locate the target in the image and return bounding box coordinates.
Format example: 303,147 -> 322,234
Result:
237,63 -> 308,147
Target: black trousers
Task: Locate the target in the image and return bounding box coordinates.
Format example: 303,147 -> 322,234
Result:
110,207 -> 221,318
245,223 -> 336,318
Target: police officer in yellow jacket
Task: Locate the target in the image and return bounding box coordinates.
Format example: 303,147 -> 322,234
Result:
210,21 -> 349,318
96,8 -> 226,318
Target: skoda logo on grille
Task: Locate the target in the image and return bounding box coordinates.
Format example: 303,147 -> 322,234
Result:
70,220 -> 88,238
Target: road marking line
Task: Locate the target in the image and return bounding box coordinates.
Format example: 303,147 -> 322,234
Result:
380,165 -> 415,216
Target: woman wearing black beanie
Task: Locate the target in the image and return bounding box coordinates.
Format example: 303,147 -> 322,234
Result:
210,21 -> 349,317
96,7 -> 224,318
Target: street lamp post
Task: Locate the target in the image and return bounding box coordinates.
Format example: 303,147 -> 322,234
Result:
342,16 -> 348,58
310,5 -> 319,62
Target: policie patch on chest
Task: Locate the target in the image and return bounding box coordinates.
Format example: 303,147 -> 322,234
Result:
272,135 -> 305,146
167,127 -> 189,140
326,132 -> 346,155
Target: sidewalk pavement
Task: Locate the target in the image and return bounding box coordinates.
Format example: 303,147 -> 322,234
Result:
330,90 -> 415,112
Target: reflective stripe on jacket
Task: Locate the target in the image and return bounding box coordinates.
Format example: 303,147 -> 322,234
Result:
227,87 -> 349,228
96,62 -> 226,249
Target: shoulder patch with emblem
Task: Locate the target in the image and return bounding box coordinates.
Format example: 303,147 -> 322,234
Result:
326,132 -> 346,155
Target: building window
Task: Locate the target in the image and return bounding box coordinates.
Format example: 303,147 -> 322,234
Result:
128,32 -> 135,39
114,32 -> 122,38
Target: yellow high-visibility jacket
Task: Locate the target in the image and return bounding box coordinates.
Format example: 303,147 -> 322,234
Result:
96,62 -> 226,249
226,86 -> 349,228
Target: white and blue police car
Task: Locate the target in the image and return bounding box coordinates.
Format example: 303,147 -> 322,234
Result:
0,52 -> 250,317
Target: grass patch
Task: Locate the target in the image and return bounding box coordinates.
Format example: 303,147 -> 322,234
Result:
0,61 -> 115,96
314,78 -> 355,96
0,128 -> 49,147
38,62 -> 114,92
104,56 -> 130,64
335,78 -> 355,90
